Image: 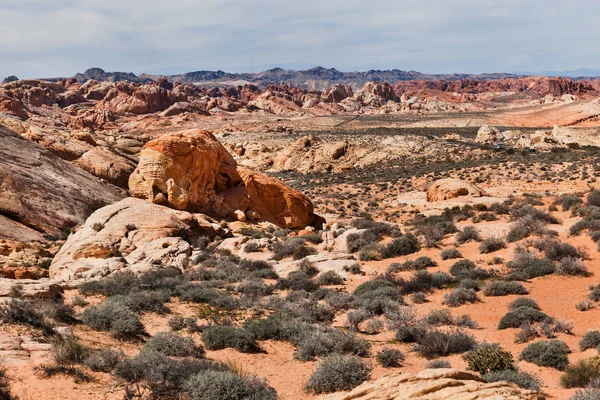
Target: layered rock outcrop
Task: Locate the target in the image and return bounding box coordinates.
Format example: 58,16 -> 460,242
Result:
0,124 -> 123,237
318,369 -> 543,400
128,130 -> 323,229
426,179 -> 488,202
49,197 -> 225,281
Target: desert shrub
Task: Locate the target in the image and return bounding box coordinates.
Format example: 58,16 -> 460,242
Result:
79,271 -> 139,296
305,355 -> 371,393
84,348 -> 124,372
201,326 -> 260,353
425,360 -> 452,369
515,323 -> 540,344
441,248 -> 462,260
116,351 -> 225,399
588,190 -> 600,207
51,335 -> 88,367
449,259 -> 490,280
376,348 -> 405,367
354,280 -> 395,297
276,271 -> 318,292
304,233 -> 324,244
411,292 -> 427,304
507,248 -> 555,280
443,288 -> 480,307
400,271 -> 455,294
380,234 -> 420,259
143,332 -> 203,358
459,279 -> 481,291
359,243 -> 382,261
185,370 -> 277,400
561,357 -> 600,388
483,369 -> 542,391
519,340 -> 570,370
506,222 -> 532,243
580,331 -> 600,351
243,242 -> 262,253
570,388 -> 600,400
479,237 -> 506,254
316,271 -> 344,286
557,257 -> 590,276
557,194 -> 583,211
473,212 -> 498,223
71,296 -> 88,307
483,281 -> 528,296
111,290 -> 171,314
415,329 -> 477,359
271,237 -> 306,260
293,327 -> 371,361
590,284 -> 600,302
498,307 -> 552,330
292,245 -> 317,260
466,345 -> 515,374
508,298 -> 540,311
511,205 -> 559,224
81,301 -> 145,339
394,319 -> 427,343
411,256 -> 438,269
324,291 -> 355,311
576,300 -> 594,311
0,366 -> 16,400
456,226 -> 481,244
239,227 -> 272,239
535,238 -> 584,261
0,298 -> 54,335
346,309 -> 370,331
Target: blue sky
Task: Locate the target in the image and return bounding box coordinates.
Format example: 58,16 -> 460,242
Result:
1,0 -> 599,79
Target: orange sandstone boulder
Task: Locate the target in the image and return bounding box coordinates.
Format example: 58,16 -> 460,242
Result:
426,178 -> 489,202
128,130 -> 323,229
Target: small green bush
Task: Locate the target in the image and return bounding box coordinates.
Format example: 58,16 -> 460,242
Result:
441,248 -> 462,260
201,326 -> 260,353
184,370 -> 277,400
498,307 -> 552,330
557,257 -> 590,276
82,301 -> 145,339
483,281 -> 528,296
415,329 -> 477,359
376,348 -> 405,367
456,226 -> 481,244
380,234 -> 420,258
580,331 -> 600,351
483,369 -> 542,391
561,356 -> 600,388
508,298 -> 540,311
305,355 -> 371,393
479,237 -> 506,254
519,340 -> 570,370
425,360 -> 451,369
443,288 -> 480,307
316,271 -> 344,286
85,348 -> 124,372
466,345 -> 515,374
143,332 -> 203,358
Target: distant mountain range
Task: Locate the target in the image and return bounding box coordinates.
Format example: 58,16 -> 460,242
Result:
69,66 -> 521,90
513,68 -> 600,78
45,66 -> 599,90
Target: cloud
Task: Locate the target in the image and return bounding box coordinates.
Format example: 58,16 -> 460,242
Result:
1,0 -> 599,79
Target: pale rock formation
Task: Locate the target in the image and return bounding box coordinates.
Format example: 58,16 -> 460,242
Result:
74,148 -> 136,188
426,179 -> 489,202
475,124 -> 501,143
49,197 -> 225,282
355,81 -> 399,107
318,369 -> 544,400
128,130 -> 322,229
321,84 -> 353,103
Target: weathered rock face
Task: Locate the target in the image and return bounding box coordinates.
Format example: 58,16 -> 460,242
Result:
475,124 -> 501,143
355,81 -> 400,107
73,148 -> 136,189
321,84 -> 353,103
426,178 -> 489,202
128,130 -> 322,228
318,369 -> 544,400
0,124 -> 123,237
49,197 -> 225,282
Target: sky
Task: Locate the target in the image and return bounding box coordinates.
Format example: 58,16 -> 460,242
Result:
1,0 -> 600,79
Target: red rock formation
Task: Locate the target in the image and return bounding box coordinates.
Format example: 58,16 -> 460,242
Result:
128,130 -> 323,228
